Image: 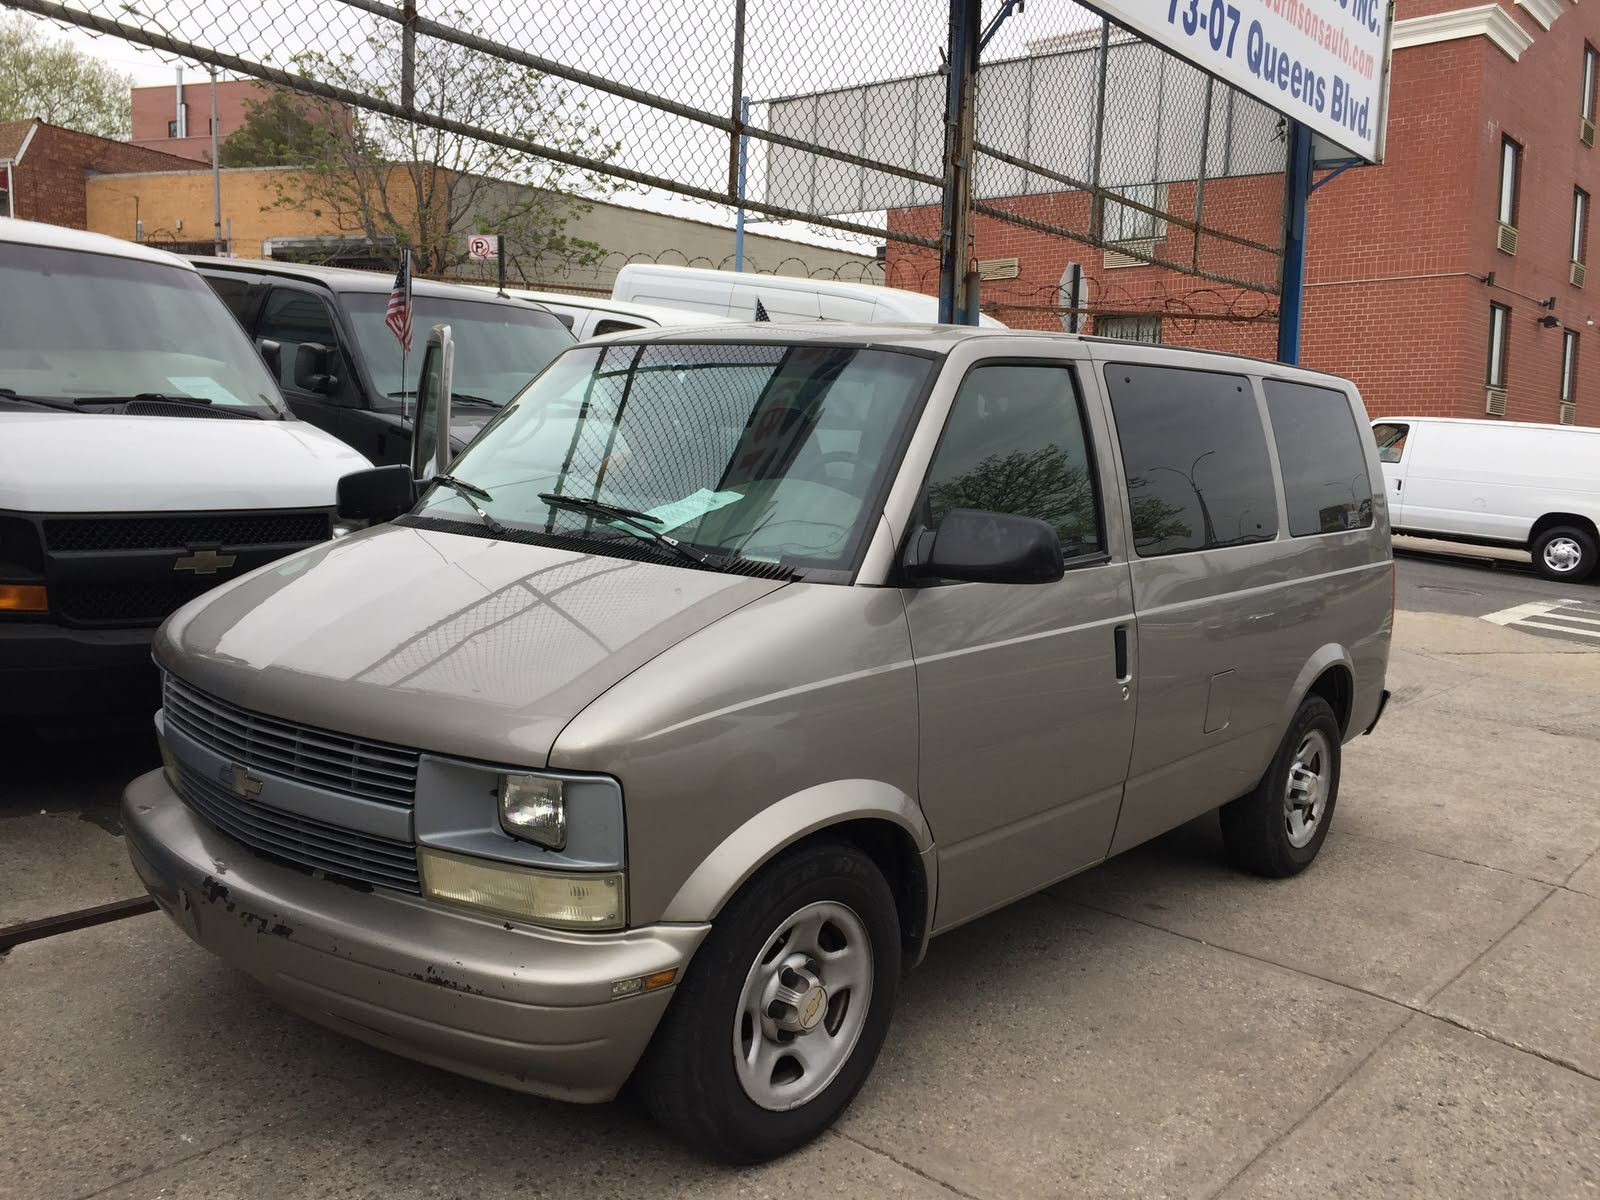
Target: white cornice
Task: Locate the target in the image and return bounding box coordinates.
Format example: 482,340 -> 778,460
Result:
1391,4 -> 1537,61
1517,0 -> 1565,28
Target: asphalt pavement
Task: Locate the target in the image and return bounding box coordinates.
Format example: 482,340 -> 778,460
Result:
4,547 -> 1599,1199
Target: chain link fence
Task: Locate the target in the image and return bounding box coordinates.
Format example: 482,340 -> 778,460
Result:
7,0 -> 1286,346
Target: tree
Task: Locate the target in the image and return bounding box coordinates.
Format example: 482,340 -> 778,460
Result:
218,89 -> 327,167
0,13 -> 132,139
254,12 -> 623,275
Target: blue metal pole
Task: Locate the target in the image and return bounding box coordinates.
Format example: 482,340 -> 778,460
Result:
1277,119 -> 1314,364
734,94 -> 749,272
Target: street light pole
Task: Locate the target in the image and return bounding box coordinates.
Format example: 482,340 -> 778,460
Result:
209,67 -> 223,255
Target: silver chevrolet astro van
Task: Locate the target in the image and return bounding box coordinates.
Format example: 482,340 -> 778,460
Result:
124,324 -> 1392,1162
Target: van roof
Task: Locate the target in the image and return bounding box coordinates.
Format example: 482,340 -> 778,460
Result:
606,321 -> 1354,379
189,256 -> 539,306
0,218 -> 193,269
472,286 -> 735,326
1376,415 -> 1600,435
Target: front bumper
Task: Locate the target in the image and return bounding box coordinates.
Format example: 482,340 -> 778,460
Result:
122,770 -> 709,1103
0,621 -> 157,718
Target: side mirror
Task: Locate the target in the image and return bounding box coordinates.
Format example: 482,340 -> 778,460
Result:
256,338 -> 283,378
410,323 -> 454,481
292,342 -> 339,394
908,509 -> 1064,585
337,464 -> 416,524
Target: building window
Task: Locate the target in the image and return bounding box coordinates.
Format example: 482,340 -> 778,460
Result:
1585,44 -> 1598,124
1574,189 -> 1589,265
1487,303 -> 1510,390
1104,183 -> 1167,244
1498,137 -> 1521,228
166,120 -> 178,137
1562,330 -> 1578,403
1095,315 -> 1162,343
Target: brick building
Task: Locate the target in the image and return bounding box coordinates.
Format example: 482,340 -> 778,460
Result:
129,78 -> 269,163
887,0 -> 1600,426
0,119 -> 200,230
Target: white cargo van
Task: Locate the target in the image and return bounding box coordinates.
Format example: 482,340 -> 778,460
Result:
611,263 -> 1008,327
473,286 -> 737,339
1372,416 -> 1600,581
0,219 -> 371,724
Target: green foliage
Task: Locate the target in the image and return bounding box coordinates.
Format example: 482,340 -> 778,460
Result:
0,13 -> 132,140
263,11 -> 624,275
218,90 -> 327,167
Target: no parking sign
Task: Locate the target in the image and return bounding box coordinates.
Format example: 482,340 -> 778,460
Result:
467,234 -> 500,260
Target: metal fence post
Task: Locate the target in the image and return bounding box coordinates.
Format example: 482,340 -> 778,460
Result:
401,0 -> 417,114
1276,119 -> 1314,364
734,95 -> 750,271
938,0 -> 980,324
1088,21 -> 1110,243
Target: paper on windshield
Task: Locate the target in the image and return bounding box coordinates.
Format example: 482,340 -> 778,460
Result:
166,376 -> 243,407
644,488 -> 742,532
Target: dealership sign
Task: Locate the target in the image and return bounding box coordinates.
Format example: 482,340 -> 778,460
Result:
1089,0 -> 1392,161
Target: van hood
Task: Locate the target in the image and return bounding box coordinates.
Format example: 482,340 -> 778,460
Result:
0,413 -> 371,512
155,524 -> 787,767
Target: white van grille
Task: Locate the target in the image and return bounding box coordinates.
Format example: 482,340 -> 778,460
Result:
1485,387 -> 1509,417
1497,223 -> 1519,255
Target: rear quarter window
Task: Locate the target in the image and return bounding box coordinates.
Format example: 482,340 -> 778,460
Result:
1265,381 -> 1374,536
1105,363 -> 1279,556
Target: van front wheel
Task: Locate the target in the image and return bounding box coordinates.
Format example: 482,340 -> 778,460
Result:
1531,525 -> 1597,582
637,840 -> 900,1163
1220,695 -> 1341,878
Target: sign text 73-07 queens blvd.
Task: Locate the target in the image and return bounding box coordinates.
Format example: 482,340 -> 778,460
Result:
1088,0 -> 1391,162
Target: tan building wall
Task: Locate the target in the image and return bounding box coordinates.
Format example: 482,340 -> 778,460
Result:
85,167 -> 875,282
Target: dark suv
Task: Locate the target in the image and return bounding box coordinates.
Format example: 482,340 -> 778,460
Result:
194,258 -> 573,465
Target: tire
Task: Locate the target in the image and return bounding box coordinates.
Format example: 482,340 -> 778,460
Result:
1220,695 -> 1341,878
637,840 -> 901,1163
1531,525 -> 1598,583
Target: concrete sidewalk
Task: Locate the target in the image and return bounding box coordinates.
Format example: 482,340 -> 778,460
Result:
4,609 -> 1598,1199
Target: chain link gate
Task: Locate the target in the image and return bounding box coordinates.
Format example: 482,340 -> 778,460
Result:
5,0 -> 1286,348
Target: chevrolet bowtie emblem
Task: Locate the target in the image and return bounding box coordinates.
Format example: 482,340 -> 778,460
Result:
174,549 -> 237,575
229,764 -> 264,799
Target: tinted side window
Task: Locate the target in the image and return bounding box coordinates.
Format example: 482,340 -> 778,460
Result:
205,275 -> 260,329
1105,364 -> 1278,556
1372,421 -> 1409,464
593,318 -> 646,335
924,363 -> 1103,556
1265,381 -> 1374,536
258,288 -> 340,394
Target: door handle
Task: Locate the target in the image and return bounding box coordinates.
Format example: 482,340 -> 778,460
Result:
1113,624 -> 1131,684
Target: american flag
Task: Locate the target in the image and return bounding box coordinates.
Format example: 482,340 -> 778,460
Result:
385,250 -> 413,352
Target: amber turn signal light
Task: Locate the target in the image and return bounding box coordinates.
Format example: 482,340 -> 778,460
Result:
0,584 -> 47,612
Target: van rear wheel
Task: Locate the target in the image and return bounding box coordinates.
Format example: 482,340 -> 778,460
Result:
1531,525 -> 1597,583
1220,695 -> 1341,878
637,840 -> 900,1163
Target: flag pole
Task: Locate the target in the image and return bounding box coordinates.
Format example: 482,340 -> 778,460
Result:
398,247 -> 411,426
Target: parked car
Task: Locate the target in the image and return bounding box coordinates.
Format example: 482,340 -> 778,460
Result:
611,262 -> 1010,326
193,258 -> 574,464
0,219 -> 372,727
1372,416 -> 1600,581
125,326 -> 1391,1161
475,285 -> 737,339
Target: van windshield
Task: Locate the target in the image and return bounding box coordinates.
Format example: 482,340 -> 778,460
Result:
343,293 -> 573,408
408,341 -> 932,576
0,244 -> 285,415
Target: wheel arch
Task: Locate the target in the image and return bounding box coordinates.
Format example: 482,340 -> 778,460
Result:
1530,511 -> 1600,541
658,780 -> 936,967
1284,645 -> 1357,740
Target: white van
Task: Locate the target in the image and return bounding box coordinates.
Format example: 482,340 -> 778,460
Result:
1372,416 -> 1600,581
611,264 -> 1009,327
473,286 -> 736,340
0,219 -> 371,725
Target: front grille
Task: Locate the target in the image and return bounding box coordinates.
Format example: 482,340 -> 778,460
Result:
43,511 -> 330,553
163,674 -> 420,806
54,580 -> 201,624
176,761 -> 420,894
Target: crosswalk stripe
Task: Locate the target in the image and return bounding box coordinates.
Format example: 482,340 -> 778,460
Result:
1511,619 -> 1600,640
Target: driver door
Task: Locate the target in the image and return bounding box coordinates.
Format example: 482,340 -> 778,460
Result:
901,359 -> 1137,931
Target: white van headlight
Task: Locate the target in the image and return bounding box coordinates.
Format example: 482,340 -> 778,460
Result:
419,847 -> 624,930
498,773 -> 567,848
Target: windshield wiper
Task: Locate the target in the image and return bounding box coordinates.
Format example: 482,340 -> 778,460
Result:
0,388 -> 83,412
386,389 -> 500,408
433,474 -> 508,535
538,492 -> 713,568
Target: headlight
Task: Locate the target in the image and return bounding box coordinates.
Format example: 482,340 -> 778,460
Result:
419,847 -> 624,930
499,773 -> 566,848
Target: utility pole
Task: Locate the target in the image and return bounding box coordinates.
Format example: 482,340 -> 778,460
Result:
209,67 -> 224,256
1276,119 -> 1314,364
938,0 -> 980,324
